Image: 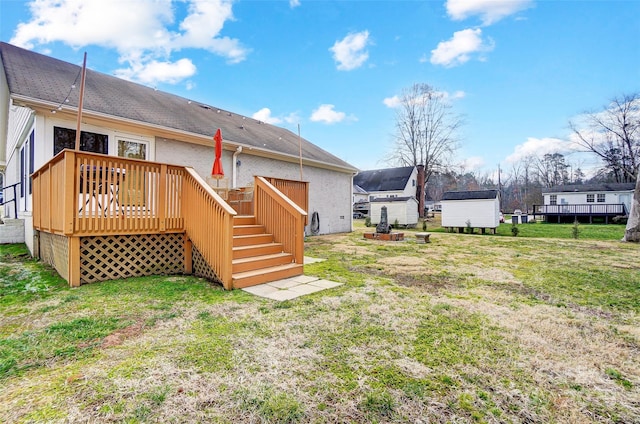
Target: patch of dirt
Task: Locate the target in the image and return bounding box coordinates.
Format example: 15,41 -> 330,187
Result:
100,321 -> 145,348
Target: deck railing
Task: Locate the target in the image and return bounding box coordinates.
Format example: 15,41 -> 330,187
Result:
264,177 -> 309,225
182,168 -> 236,289
254,176 -> 307,265
33,150 -> 187,236
534,203 -> 627,215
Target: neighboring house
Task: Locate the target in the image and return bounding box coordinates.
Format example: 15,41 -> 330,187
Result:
353,166 -> 418,200
352,184 -> 369,216
369,197 -> 419,227
441,189 -> 501,233
0,42 -> 358,289
535,183 -> 634,224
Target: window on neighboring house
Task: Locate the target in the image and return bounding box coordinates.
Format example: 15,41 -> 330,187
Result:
597,193 -> 605,203
550,195 -> 557,205
412,179 -> 416,187
587,194 -> 595,203
54,126 -> 108,155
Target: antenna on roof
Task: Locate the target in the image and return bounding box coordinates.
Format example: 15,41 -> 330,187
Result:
298,123 -> 303,180
74,52 -> 87,151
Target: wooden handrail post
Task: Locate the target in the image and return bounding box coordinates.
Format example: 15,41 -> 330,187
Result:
63,151 -> 76,235
158,164 -> 167,232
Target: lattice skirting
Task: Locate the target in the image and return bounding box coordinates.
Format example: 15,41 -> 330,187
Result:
80,233 -> 184,284
38,232 -> 70,281
192,243 -> 222,285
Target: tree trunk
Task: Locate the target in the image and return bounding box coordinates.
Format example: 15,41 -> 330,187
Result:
623,174 -> 640,242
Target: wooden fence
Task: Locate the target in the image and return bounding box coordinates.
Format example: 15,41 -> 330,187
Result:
254,176 -> 307,265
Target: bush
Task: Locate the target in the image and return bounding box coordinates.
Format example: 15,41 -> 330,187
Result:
364,217 -> 371,227
511,222 -> 519,237
422,220 -> 427,232
572,219 -> 580,239
393,218 -> 399,229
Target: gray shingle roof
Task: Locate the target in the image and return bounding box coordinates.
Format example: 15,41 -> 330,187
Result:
543,183 -> 635,194
0,42 -> 357,172
441,190 -> 499,201
353,166 -> 415,192
370,196 -> 416,203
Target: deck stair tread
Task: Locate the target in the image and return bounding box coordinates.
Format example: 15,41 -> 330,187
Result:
230,215 -> 303,288
232,263 -> 304,289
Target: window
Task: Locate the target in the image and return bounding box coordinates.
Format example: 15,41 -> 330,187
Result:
550,195 -> 557,205
587,194 -> 594,203
597,193 -> 605,203
20,130 -> 35,198
117,139 -> 147,160
54,126 -> 108,155
412,179 -> 416,187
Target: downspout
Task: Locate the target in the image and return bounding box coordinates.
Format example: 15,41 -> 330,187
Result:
232,146 -> 242,188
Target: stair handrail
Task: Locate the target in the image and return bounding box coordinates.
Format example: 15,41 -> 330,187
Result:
0,182 -> 21,219
182,167 -> 236,289
254,176 -> 307,265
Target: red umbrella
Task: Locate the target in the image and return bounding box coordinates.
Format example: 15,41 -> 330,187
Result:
211,128 -> 224,178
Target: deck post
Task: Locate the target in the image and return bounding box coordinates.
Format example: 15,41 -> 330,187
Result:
68,236 -> 81,287
63,151 -> 76,235
158,164 -> 167,232
184,234 -> 193,275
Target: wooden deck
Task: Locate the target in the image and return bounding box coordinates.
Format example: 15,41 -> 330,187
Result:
31,150 -> 307,289
533,204 -> 627,224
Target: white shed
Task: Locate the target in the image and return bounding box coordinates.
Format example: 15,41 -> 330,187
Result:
370,197 -> 419,227
441,190 -> 501,232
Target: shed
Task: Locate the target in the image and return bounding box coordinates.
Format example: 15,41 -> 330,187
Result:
441,189 -> 500,233
370,197 -> 419,227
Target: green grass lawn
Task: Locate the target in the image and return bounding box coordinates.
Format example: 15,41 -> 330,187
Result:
1,226 -> 639,423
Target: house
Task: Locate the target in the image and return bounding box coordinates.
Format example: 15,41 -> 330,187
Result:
352,184 -> 369,217
441,189 -> 501,233
534,183 -> 634,223
352,166 -> 421,217
369,197 -> 419,227
0,42 -> 358,289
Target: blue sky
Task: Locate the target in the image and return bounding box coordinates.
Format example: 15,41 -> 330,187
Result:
1,0 -> 639,176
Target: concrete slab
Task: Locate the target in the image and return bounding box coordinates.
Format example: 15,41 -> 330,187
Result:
268,278 -> 304,289
304,256 -> 326,264
242,274 -> 342,301
308,279 -> 342,289
287,283 -> 326,295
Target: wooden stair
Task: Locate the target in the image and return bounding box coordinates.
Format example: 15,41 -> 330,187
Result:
232,216 -> 304,289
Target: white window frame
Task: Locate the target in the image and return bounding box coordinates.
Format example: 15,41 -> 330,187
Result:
597,193 -> 605,203
586,194 -> 595,203
116,137 -> 150,160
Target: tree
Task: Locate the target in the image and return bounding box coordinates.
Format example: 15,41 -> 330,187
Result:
389,83 -> 463,183
624,175 -> 640,242
570,93 -> 640,183
534,153 -> 570,188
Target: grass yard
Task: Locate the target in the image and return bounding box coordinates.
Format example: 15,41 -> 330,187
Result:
1,222 -> 639,423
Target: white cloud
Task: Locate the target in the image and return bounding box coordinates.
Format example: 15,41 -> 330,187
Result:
419,54 -> 428,63
10,0 -> 248,84
283,112 -> 300,125
430,28 -> 494,67
329,30 -> 370,71
115,58 -> 197,85
460,156 -> 485,171
310,104 -> 347,124
383,95 -> 401,108
505,137 -> 578,164
289,0 -> 301,8
446,0 -> 533,25
252,108 -> 282,125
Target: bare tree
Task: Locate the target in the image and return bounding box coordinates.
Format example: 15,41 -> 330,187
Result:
570,93 -> 640,183
389,83 -> 463,182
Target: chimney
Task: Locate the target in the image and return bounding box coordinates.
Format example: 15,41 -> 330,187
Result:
416,165 -> 426,218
